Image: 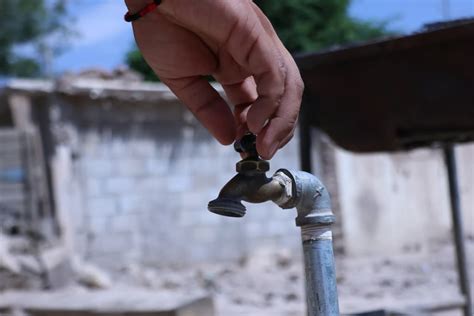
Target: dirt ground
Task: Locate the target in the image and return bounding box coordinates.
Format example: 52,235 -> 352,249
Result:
1,237 -> 472,316
109,237 -> 472,315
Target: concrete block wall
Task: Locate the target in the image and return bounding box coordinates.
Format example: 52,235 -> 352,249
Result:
49,88 -> 301,269
10,79 -> 472,268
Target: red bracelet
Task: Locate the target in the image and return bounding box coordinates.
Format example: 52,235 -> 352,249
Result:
124,0 -> 161,22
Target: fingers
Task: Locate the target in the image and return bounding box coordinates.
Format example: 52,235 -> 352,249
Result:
220,76 -> 257,108
233,103 -> 251,137
197,2 -> 287,136
130,0 -> 303,157
255,54 -> 302,158
220,77 -> 256,137
162,76 -> 236,145
249,3 -> 304,159
129,8 -> 237,145
227,28 -> 287,137
219,2 -> 301,158
213,50 -> 257,139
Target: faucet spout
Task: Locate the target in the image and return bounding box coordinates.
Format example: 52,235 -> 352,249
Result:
208,133 -> 291,217
208,172 -> 285,217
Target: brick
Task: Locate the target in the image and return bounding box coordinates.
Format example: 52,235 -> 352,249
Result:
130,140 -> 156,157
84,178 -> 103,198
116,158 -> 147,177
104,177 -> 135,195
86,215 -> 110,235
108,140 -> 128,158
144,158 -> 168,175
135,177 -> 162,193
87,197 -> 118,217
109,214 -> 137,232
167,176 -> 192,193
117,195 -> 148,214
53,96 -> 311,268
84,159 -> 113,178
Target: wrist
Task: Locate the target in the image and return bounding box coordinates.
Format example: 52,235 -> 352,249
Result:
124,0 -> 161,22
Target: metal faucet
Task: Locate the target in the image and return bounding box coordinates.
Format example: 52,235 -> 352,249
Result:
208,133 -> 340,316
208,134 -> 291,217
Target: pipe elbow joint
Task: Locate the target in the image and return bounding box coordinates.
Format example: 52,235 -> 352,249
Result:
277,170 -> 334,228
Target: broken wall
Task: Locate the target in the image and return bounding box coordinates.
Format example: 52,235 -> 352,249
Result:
5,78 -> 473,272
42,79 -> 302,269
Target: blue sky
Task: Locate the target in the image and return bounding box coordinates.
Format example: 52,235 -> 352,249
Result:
53,0 -> 474,74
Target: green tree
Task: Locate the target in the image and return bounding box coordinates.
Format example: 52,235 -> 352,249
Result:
126,0 -> 391,81
0,0 -> 71,77
126,49 -> 158,82
254,0 -> 390,53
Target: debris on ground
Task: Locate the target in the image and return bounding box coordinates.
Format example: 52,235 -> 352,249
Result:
0,237 -> 471,316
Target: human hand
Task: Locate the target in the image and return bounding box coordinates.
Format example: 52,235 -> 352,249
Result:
125,0 -> 303,159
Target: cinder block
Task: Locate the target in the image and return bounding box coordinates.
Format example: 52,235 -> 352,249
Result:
87,215 -> 110,234
166,176 -> 192,193
135,178 -> 162,194
56,96 -> 308,267
144,158 -> 168,175
109,214 -> 137,232
130,140 -> 157,157
118,195 -> 146,214
104,177 -> 135,195
84,178 -> 103,198
87,197 -> 118,217
84,159 -> 114,178
108,140 -> 128,158
116,158 -> 147,177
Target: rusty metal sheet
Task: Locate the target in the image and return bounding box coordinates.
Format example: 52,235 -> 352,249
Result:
296,20 -> 474,152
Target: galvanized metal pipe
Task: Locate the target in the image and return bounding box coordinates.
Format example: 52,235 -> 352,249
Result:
209,164 -> 340,315
277,170 -> 340,316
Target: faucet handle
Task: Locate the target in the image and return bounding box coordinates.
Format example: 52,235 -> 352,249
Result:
234,133 -> 270,174
234,133 -> 258,157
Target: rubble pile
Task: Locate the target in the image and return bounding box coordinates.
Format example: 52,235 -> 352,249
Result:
1,236 -> 471,316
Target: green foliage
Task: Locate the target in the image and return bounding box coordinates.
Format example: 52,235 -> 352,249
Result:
0,0 -> 71,77
254,0 -> 391,53
126,0 -> 392,81
125,49 -> 159,82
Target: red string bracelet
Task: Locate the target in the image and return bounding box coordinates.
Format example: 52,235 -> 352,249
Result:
124,0 -> 161,22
